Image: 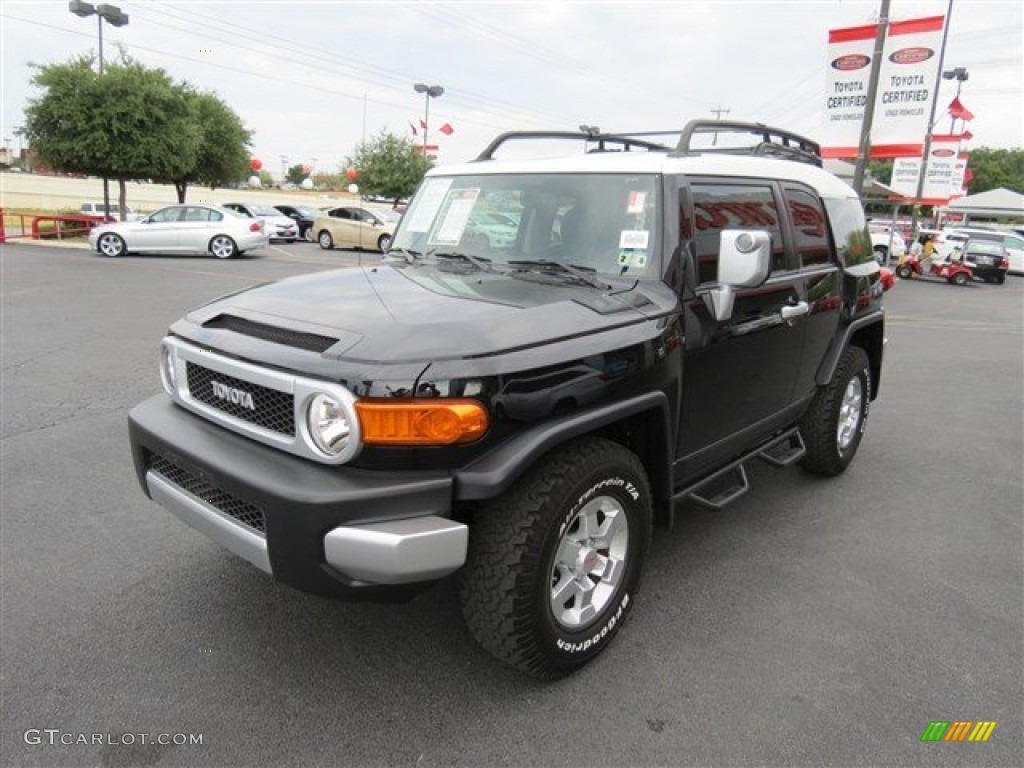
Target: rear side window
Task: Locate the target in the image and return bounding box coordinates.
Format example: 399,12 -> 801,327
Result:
783,187 -> 831,267
822,197 -> 872,267
690,183 -> 785,283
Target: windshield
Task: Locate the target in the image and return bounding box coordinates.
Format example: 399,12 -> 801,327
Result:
253,205 -> 282,216
392,172 -> 661,277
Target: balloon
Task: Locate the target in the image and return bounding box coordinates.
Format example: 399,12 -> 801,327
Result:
248,175 -> 261,188
249,158 -> 262,171
347,183 -> 359,195
302,164 -> 313,175
346,167 -> 359,181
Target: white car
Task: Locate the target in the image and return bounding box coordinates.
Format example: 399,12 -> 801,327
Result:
868,226 -> 906,263
223,202 -> 299,242
88,204 -> 269,259
80,201 -> 142,221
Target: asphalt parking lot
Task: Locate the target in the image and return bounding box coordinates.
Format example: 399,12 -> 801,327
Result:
2,241 -> 1021,767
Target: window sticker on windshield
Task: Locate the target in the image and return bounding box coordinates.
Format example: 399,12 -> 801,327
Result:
432,188 -> 480,245
618,250 -> 648,269
619,230 -> 649,249
626,191 -> 646,215
406,178 -> 453,232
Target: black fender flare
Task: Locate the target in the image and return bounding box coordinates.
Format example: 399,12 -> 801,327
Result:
454,391 -> 672,503
815,311 -> 885,395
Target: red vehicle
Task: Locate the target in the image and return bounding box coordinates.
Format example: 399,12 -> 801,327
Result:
895,254 -> 974,286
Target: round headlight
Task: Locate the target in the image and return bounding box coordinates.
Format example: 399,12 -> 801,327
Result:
307,393 -> 353,456
159,344 -> 176,395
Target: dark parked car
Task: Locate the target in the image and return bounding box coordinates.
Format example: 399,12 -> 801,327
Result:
273,204 -> 318,242
962,238 -> 1009,283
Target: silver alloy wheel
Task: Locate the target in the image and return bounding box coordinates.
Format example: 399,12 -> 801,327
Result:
549,495 -> 629,630
378,234 -> 392,252
210,235 -> 236,259
837,376 -> 864,452
319,231 -> 333,249
305,227 -> 314,242
98,233 -> 125,257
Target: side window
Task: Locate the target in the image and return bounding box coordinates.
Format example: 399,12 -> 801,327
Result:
209,210 -> 223,222
690,183 -> 785,284
822,197 -> 872,267
183,206 -> 210,222
149,207 -> 181,224
783,188 -> 831,267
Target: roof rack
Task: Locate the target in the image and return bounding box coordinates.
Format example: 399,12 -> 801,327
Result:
672,120 -> 822,167
471,120 -> 822,167
473,130 -> 671,162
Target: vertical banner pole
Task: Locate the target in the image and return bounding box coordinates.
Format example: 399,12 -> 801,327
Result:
853,0 -> 891,195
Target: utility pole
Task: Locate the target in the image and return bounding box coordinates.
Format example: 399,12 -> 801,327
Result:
852,0 -> 891,196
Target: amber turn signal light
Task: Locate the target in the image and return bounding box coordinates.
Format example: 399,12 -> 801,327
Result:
355,399 -> 489,445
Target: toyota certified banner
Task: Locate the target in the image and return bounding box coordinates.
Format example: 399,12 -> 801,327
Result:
888,135 -> 967,204
822,16 -> 946,159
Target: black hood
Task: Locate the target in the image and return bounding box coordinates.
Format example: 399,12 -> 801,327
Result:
184,264 -> 669,364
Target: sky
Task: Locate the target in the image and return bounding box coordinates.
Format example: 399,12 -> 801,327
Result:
1,0 -> 1021,178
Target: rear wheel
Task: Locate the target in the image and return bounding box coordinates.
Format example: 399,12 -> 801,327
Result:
318,230 -> 334,250
97,233 -> 126,257
951,271 -> 968,286
996,274 -> 1006,285
377,233 -> 392,252
304,226 -> 314,243
209,235 -> 237,259
800,346 -> 871,477
896,265 -> 912,279
461,438 -> 651,680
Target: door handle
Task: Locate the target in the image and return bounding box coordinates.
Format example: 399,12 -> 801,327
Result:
780,301 -> 810,325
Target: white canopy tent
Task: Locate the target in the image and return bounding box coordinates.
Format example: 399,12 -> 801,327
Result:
940,188 -> 1024,223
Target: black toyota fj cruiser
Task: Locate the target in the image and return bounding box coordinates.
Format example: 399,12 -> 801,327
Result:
129,121 -> 884,679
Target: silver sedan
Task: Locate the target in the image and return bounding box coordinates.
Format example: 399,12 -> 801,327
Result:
88,204 -> 270,259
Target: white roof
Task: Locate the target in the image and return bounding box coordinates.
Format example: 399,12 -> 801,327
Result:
431,150 -> 859,199
943,187 -> 1024,217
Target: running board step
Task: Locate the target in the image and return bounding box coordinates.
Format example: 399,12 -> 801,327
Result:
676,427 -> 804,511
758,431 -> 806,467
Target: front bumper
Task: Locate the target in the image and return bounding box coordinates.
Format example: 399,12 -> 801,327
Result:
129,395 -> 464,599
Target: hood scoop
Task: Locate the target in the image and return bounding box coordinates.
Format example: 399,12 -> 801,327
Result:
203,314 -> 339,353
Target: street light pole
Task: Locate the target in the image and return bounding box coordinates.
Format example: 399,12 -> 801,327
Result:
413,83 -> 444,156
943,67 -> 969,132
68,1 -> 129,220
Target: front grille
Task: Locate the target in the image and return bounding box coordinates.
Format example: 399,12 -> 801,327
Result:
147,453 -> 266,534
203,314 -> 338,353
186,362 -> 295,436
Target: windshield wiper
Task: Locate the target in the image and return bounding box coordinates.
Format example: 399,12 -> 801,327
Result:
384,247 -> 421,264
507,259 -> 610,290
425,250 -> 497,272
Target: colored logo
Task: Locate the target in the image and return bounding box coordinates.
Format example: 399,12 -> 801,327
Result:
832,54 -> 870,71
931,149 -> 956,158
890,47 -> 934,64
921,721 -> 997,742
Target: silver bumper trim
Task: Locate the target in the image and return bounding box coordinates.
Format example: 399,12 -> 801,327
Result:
146,470 -> 272,575
323,516 -> 467,585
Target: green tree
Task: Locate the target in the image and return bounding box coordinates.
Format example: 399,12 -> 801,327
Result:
162,90 -> 251,203
22,55 -> 201,218
346,130 -> 431,201
961,147 -> 1024,195
286,164 -> 307,185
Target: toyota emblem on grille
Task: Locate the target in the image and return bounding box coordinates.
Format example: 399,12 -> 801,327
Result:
211,380 -> 256,411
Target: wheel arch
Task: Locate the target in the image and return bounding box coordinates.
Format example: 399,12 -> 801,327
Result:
454,390 -> 673,521
815,313 -> 883,400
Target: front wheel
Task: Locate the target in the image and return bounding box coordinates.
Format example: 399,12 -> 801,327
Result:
97,233 -> 126,257
896,265 -> 913,279
799,346 -> 871,477
377,233 -> 392,252
318,230 -> 334,250
209,235 -> 237,259
461,438 -> 652,680
951,271 -> 969,286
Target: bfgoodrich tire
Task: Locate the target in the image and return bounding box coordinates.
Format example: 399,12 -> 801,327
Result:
799,346 -> 871,477
461,438 -> 652,680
